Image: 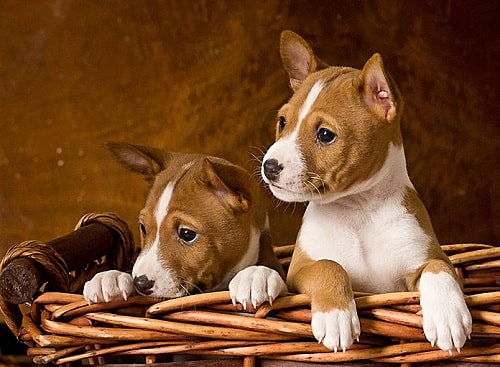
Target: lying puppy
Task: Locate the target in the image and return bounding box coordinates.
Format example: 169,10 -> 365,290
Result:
261,30 -> 472,352
84,142 -> 286,309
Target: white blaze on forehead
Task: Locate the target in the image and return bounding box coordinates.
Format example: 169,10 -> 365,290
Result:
155,182 -> 175,234
297,80 -> 324,127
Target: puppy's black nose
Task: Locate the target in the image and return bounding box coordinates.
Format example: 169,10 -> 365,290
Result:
263,158 -> 283,181
133,275 -> 154,295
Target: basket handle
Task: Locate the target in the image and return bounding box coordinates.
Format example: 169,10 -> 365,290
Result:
0,212 -> 135,334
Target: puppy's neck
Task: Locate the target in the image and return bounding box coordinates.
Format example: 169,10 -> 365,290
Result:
320,142 -> 412,209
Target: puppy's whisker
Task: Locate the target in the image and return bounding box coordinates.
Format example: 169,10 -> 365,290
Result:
305,172 -> 325,198
179,283 -> 190,296
182,279 -> 204,295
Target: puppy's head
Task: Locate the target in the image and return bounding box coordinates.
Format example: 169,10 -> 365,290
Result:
106,142 -> 262,298
262,30 -> 404,204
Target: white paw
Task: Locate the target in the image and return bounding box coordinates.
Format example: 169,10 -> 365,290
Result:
311,300 -> 360,352
83,270 -> 135,303
229,265 -> 287,309
420,272 -> 472,352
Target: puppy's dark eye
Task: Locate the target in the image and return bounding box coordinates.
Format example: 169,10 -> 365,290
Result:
178,227 -> 198,244
139,222 -> 147,238
278,116 -> 286,133
317,128 -> 337,145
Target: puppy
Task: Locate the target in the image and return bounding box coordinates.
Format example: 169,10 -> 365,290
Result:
261,30 -> 472,352
84,142 -> 286,309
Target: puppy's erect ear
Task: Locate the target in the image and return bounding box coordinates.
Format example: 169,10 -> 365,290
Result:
359,53 -> 399,122
105,142 -> 168,181
200,158 -> 253,213
280,30 -> 319,91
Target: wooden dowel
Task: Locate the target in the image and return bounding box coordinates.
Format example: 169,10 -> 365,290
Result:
0,257 -> 42,304
48,222 -> 116,269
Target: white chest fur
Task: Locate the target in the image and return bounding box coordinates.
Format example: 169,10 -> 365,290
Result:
297,144 -> 430,293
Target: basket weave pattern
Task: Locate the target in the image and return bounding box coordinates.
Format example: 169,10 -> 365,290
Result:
20,243 -> 500,365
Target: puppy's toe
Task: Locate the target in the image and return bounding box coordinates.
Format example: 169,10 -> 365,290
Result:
83,280 -> 104,304
83,270 -> 134,303
311,300 -> 360,352
229,266 -> 286,309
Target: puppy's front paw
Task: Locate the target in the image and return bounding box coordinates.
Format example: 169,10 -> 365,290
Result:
420,272 -> 472,352
229,265 -> 287,309
311,300 -> 360,352
83,270 -> 134,303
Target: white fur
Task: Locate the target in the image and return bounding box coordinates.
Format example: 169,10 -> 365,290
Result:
155,182 -> 175,236
311,300 -> 360,352
298,80 -> 324,124
83,270 -> 134,303
229,265 -> 287,309
420,271 -> 472,352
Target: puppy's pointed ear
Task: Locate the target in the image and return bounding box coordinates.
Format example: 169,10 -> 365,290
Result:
280,30 -> 321,91
359,53 -> 400,122
200,159 -> 254,213
105,142 -> 169,181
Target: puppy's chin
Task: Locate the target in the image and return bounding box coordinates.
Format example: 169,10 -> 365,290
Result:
268,184 -> 318,203
144,286 -> 187,299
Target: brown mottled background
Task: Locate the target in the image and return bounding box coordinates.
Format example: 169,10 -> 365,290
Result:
0,0 -> 498,260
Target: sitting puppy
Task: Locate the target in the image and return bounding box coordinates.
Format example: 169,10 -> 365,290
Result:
261,31 -> 472,352
84,142 -> 286,309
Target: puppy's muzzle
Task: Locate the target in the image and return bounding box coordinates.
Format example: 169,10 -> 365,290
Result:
263,159 -> 283,181
133,275 -> 155,295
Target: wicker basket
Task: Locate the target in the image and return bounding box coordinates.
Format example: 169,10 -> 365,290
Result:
1,214 -> 499,366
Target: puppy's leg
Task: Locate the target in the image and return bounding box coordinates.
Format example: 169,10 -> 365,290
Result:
83,270 -> 135,303
288,252 -> 360,352
414,260 -> 472,352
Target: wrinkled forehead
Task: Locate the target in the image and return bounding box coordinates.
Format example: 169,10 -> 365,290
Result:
287,67 -> 359,108
144,156 -> 199,210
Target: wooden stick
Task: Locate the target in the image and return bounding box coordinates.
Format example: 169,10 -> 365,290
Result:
470,309 -> 500,326
449,247 -> 500,265
147,291 -> 232,315
441,243 -> 493,253
34,292 -> 85,304
55,341 -> 188,364
85,312 -> 297,341
360,318 -> 425,340
360,307 -> 423,328
466,291 -> 500,306
374,343 -> 500,363
33,345 -> 85,364
355,292 -> 420,309
119,340 -> 266,356
50,295 -> 156,320
164,310 -> 312,337
42,317 -> 188,341
252,342 -> 434,363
